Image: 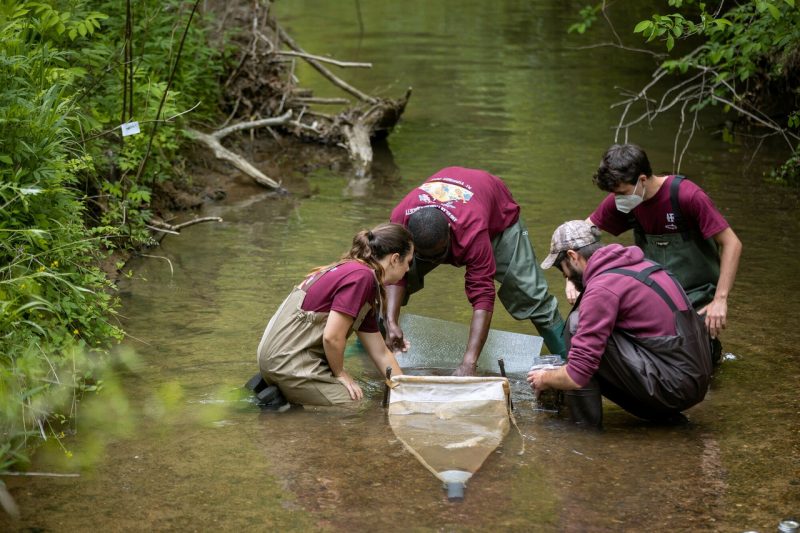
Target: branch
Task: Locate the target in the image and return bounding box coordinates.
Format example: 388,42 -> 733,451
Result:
293,96 -> 350,105
187,127 -> 285,190
276,50 -> 372,68
148,217 -> 223,232
269,19 -> 378,103
213,110 -> 292,139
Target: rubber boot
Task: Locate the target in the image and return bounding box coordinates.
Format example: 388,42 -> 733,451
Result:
534,316 -> 566,358
710,336 -> 722,366
564,379 -> 603,429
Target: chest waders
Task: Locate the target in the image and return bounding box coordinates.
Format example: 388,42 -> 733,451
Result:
631,176 -> 720,309
256,266 -> 374,406
562,263 -> 713,428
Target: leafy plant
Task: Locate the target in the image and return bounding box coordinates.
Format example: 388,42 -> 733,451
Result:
569,1 -> 800,175
0,0 -> 225,484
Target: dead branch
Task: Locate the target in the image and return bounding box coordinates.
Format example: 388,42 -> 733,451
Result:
214,110 -> 292,138
269,19 -> 378,104
187,110 -> 292,190
149,216 -> 223,232
276,50 -> 372,68
293,96 -> 350,105
188,127 -> 284,190
215,2 -> 410,179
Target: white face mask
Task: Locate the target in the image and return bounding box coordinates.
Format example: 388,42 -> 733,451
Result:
614,179 -> 644,213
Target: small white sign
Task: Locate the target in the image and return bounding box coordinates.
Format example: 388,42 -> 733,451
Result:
121,121 -> 141,137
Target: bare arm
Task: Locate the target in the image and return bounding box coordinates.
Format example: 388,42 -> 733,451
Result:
698,227 -> 742,337
383,284 -> 407,352
323,310 -> 362,400
527,365 -> 581,391
357,330 -> 403,377
453,309 -> 492,376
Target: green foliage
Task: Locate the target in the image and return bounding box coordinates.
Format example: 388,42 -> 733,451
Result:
570,0 -> 800,178
1,0 -> 225,476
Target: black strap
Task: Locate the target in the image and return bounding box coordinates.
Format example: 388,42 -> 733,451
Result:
601,262 -> 691,311
669,175 -> 692,241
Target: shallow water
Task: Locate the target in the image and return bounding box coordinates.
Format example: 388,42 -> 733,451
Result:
3,0 -> 799,531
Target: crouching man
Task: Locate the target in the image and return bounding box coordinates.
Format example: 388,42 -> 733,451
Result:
528,220 -> 713,428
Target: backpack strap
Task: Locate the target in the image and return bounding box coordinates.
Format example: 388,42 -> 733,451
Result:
601,262 -> 691,311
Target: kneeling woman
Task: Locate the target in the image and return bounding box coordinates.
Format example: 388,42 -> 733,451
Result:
257,223 -> 413,406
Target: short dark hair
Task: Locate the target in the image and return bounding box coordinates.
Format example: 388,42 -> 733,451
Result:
407,207 -> 449,251
593,144 -> 653,192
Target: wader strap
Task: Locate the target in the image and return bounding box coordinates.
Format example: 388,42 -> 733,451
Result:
669,176 -> 691,242
601,263 -> 691,311
301,263 -> 345,291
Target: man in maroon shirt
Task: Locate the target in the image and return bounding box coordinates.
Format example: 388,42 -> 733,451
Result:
385,166 -> 565,376
530,220 -> 713,428
567,144 -> 742,358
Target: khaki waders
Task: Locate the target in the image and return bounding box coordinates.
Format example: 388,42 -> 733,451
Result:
256,268 -> 374,406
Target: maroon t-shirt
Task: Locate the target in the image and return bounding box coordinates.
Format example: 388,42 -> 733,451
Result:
566,244 -> 691,387
589,175 -> 729,238
390,167 -> 520,311
301,261 -> 379,333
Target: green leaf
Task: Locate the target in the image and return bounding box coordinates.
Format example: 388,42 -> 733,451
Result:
0,155 -> 12,165
784,0 -> 795,6
634,20 -> 653,33
666,34 -> 675,51
766,3 -> 781,19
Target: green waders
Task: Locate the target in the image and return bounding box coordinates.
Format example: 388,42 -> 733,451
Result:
632,176 -> 720,309
403,217 -> 566,356
256,270 -> 372,407
632,176 -> 722,363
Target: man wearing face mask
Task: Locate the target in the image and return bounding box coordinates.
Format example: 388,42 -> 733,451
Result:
530,220 -> 713,428
567,144 -> 742,360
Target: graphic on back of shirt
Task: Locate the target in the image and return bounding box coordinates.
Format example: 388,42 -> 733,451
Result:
419,181 -> 474,205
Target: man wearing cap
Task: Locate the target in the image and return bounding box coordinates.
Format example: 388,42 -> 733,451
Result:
384,166 -> 566,376
529,220 -> 713,428
568,144 -> 742,359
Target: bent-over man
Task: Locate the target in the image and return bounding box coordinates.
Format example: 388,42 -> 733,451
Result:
531,220 -> 713,428
385,166 -> 565,376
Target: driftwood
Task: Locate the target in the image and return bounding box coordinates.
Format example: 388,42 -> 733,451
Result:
205,1 -> 411,191
187,111 -> 292,191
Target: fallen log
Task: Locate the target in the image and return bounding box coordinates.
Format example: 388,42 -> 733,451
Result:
187,110 -> 292,191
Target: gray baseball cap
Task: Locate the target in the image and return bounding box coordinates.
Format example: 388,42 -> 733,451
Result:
540,220 -> 602,269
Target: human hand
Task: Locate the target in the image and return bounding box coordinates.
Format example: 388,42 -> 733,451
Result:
385,322 -> 407,352
526,369 -> 550,396
452,361 -> 477,377
697,298 -> 727,338
565,279 -> 580,305
336,370 -> 363,401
